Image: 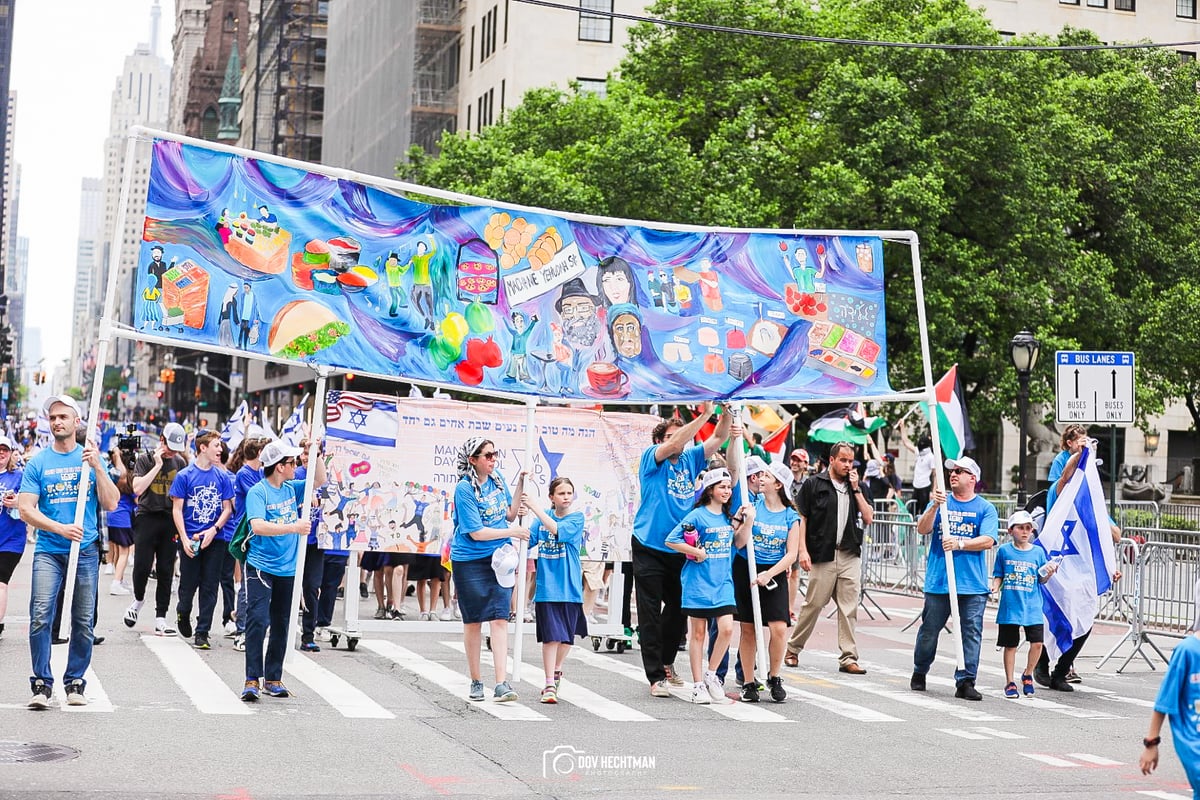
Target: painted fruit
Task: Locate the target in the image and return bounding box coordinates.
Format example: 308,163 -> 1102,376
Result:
456,359 -> 484,385
440,312 -> 470,346
429,336 -> 461,370
479,336 -> 503,368
465,300 -> 495,333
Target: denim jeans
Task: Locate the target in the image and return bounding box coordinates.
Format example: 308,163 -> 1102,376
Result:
30,546 -> 99,689
913,592 -> 987,685
244,563 -> 294,683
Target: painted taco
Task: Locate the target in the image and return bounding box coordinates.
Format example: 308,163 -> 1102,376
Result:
268,299 -> 351,360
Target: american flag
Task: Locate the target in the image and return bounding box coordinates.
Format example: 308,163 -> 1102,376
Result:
325,391 -> 398,448
326,391 -> 375,423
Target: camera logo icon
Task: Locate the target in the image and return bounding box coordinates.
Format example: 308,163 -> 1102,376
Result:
543,745 -> 584,778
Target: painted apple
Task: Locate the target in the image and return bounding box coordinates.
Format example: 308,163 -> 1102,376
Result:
455,359 -> 484,385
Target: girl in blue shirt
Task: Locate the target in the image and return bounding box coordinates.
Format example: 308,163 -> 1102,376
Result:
0,436 -> 25,640
734,461 -> 799,703
666,468 -> 751,704
450,436 -> 527,703
523,477 -> 587,704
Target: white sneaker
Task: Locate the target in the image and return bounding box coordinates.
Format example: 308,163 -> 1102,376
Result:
103,563 -> 114,575
438,607 -> 454,621
154,617 -> 177,636
522,610 -> 535,623
704,671 -> 726,702
453,606 -> 462,620
223,620 -> 238,638
109,580 -> 131,596
690,683 -> 711,704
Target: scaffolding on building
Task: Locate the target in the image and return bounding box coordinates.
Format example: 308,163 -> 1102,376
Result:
250,0 -> 325,161
411,0 -> 461,154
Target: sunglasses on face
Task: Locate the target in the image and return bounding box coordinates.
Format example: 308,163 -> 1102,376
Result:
475,451 -> 498,460
950,468 -> 973,476
279,459 -> 297,467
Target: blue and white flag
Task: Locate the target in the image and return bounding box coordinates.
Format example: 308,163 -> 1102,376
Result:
257,407 -> 278,440
281,394 -> 310,447
221,400 -> 249,450
1037,445 -> 1118,660
325,391 -> 398,448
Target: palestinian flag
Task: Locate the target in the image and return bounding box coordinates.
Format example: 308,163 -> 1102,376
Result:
760,420 -> 792,456
922,364 -> 974,460
807,405 -> 886,445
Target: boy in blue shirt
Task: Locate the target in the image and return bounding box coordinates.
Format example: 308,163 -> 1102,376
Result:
990,510 -> 1057,699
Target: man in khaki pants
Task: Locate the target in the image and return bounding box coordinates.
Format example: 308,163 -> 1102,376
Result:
783,441 -> 873,674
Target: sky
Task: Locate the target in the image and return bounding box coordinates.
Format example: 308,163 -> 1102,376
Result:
10,0 -> 176,369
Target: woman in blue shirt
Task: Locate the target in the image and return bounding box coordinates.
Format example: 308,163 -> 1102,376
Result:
450,436 -> 527,703
0,435 -> 26,641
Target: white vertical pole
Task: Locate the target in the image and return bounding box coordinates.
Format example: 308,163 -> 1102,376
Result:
733,404 -> 769,681
286,370 -> 328,653
511,398 -> 537,683
909,234 -> 966,670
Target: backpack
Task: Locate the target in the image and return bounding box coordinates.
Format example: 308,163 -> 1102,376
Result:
227,516 -> 253,563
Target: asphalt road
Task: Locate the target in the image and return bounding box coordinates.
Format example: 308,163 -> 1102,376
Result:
0,559 -> 1193,800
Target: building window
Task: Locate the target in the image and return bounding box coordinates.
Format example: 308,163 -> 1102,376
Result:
224,12 -> 235,31
579,0 -> 613,43
576,77 -> 607,98
1179,0 -> 1197,17
1180,50 -> 1197,62
1059,0 -> 1080,4
1114,0 -> 1134,9
469,26 -> 475,71
201,107 -> 219,140
1086,0 -> 1106,6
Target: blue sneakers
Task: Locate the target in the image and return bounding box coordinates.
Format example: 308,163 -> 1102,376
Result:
468,680 -> 485,701
241,680 -> 260,702
494,681 -> 518,702
1004,681 -> 1020,699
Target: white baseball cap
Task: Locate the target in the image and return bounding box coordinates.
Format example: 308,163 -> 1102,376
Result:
261,439 -> 303,468
42,395 -> 82,418
1007,510 -> 1035,529
765,461 -> 795,494
944,456 -> 982,481
0,435 -> 14,450
162,423 -> 188,451
744,455 -> 769,477
491,542 -> 519,589
700,467 -> 732,491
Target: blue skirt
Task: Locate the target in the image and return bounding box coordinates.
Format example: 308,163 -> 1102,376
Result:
535,601 -> 589,644
453,558 -> 511,624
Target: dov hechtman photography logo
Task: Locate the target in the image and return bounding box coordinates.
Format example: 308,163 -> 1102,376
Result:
542,745 -> 656,779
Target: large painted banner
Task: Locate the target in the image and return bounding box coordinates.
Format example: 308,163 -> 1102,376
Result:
318,393 -> 657,561
133,138 -> 894,402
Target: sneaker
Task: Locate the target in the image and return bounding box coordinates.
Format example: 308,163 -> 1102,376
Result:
0,622 -> 4,641
176,613 -> 193,639
767,675 -> 787,703
233,634 -> 246,651
1021,673 -> 1035,696
522,610 -> 535,623
650,680 -> 672,698
662,664 -> 685,687
955,681 -> 983,701
103,563 -> 114,575
689,683 -> 711,704
740,681 -> 760,703
109,580 -> 130,596
453,606 -> 462,620
263,681 -> 290,698
438,606 -> 454,621
703,671 -> 726,702
540,685 -> 558,704
193,634 -> 211,650
223,620 -> 238,638
359,581 -> 368,599
468,680 -> 485,701
1004,681 -> 1019,699
1049,675 -> 1074,692
1033,665 -> 1051,688
1065,668 -> 1081,684
494,681 -> 518,702
123,602 -> 140,628
154,617 -> 176,636
373,607 -> 388,620
910,672 -> 926,692
241,680 -> 260,702
508,612 -> 516,623
64,679 -> 87,706
28,679 -> 52,710
388,605 -> 405,621
300,640 -> 321,653
419,611 -> 432,621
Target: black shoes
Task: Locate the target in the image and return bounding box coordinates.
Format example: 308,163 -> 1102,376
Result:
177,613 -> 193,640
193,633 -> 211,650
910,672 -> 926,691
740,681 -> 760,703
766,675 -> 787,703
1049,675 -> 1074,692
955,681 -> 983,701
1033,665 -> 1051,688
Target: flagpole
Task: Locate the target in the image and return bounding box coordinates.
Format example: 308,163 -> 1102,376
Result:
733,404 -> 769,682
511,398 -> 537,683
908,235 -> 966,671
286,369 -> 329,653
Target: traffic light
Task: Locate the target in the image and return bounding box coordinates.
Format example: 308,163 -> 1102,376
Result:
194,385 -> 201,399
0,336 -> 10,364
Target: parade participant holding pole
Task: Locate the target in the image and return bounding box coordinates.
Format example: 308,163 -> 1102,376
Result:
911,456 -> 997,701
633,402 -> 733,698
735,460 -> 798,703
21,396 -> 119,709
451,436 -> 527,703
522,477 -> 587,704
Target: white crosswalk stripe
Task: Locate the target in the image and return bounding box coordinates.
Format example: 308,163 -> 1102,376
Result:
142,634 -> 251,715
784,685 -> 904,723
1136,791 -> 1193,799
1019,753 -> 1080,767
938,726 -> 1026,740
282,652 -> 394,719
49,643 -> 113,712
439,641 -> 654,722
358,639 -> 547,721
1066,753 -> 1123,766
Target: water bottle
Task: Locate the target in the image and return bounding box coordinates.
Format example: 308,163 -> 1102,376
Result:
5,491 -> 18,520
1039,555 -> 1064,579
682,523 -> 699,560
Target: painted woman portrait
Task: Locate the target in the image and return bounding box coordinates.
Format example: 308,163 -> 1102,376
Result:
596,256 -> 641,308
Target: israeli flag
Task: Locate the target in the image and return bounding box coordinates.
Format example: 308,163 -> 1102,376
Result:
281,394 -> 309,446
326,391 -> 398,448
1037,445 -> 1118,660
221,400 -> 249,450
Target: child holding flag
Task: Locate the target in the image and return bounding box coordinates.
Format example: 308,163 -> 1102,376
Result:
522,477 -> 587,704
990,510 -> 1057,699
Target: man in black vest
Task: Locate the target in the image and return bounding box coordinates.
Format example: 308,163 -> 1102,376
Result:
784,441 -> 874,673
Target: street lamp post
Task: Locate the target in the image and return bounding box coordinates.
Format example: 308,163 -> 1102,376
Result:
1009,330 -> 1041,506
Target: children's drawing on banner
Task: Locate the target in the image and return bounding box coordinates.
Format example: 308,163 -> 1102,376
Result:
136,138 -> 892,402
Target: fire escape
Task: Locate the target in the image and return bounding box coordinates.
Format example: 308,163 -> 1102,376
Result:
411,0 -> 461,154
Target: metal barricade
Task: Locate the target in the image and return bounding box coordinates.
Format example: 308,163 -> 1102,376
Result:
1114,501 -> 1159,530
1158,503 -> 1200,530
1124,526 -> 1200,547
862,511 -> 923,596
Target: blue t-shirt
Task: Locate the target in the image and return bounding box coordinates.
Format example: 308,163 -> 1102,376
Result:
20,445 -> 102,555
244,478 -> 305,576
107,491 -> 136,529
666,505 -> 738,610
1046,449 -> 1070,512
451,475 -> 513,561
529,510 -> 584,604
220,464 -> 263,543
1152,634 -> 1200,796
633,443 -> 707,552
992,542 -> 1048,626
169,463 -> 234,536
0,470 -> 25,554
925,494 -> 999,595
735,496 -> 798,565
